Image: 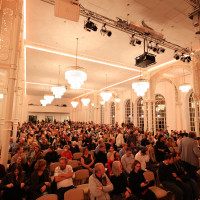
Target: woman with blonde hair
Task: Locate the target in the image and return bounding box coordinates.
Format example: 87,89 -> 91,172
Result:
110,161 -> 135,200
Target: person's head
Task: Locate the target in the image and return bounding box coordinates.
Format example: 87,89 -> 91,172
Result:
10,137 -> 13,143
34,159 -> 46,171
34,145 -> 41,153
64,145 -> 70,151
132,160 -> 141,173
83,147 -> 89,155
17,146 -> 23,154
16,156 -> 22,164
109,146 -> 114,152
114,152 -> 119,160
48,145 -> 54,152
20,138 -> 25,144
129,142 -> 134,148
12,164 -> 23,177
122,143 -> 128,150
141,147 -> 147,155
111,161 -> 122,177
172,152 -> 180,161
98,139 -> 104,146
126,147 -> 132,157
99,145 -> 105,152
158,135 -> 164,142
189,131 -> 196,139
59,157 -> 68,170
72,141 -> 77,147
94,163 -> 105,177
164,154 -> 173,164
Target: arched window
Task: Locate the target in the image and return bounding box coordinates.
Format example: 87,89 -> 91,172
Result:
110,102 -> 115,125
189,93 -> 195,131
155,94 -> 166,130
137,97 -> 144,128
100,105 -> 104,124
125,99 -> 133,123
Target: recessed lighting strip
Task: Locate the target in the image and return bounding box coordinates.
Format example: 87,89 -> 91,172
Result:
25,42 -> 140,72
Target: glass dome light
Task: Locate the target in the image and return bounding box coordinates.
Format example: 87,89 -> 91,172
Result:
100,92 -> 112,102
51,86 -> 66,98
81,98 -> 90,106
179,83 -> 191,93
71,101 -> 78,108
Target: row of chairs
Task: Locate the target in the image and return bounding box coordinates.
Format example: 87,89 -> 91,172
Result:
36,188 -> 84,200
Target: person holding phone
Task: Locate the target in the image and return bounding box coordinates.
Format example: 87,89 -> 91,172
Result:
129,160 -> 157,200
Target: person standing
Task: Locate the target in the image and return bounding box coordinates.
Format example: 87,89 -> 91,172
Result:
179,132 -> 200,180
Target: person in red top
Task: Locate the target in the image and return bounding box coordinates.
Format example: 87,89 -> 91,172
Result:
108,151 -> 120,177
61,145 -> 72,160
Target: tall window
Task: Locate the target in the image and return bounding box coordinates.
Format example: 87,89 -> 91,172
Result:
110,102 -> 115,125
189,93 -> 196,131
125,99 -> 133,123
100,105 -> 104,124
137,97 -> 144,129
155,94 -> 166,130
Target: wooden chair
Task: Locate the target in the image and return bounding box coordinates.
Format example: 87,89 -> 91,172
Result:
64,188 -> 84,200
74,169 -> 89,186
73,152 -> 83,160
50,162 -> 60,176
68,160 -> 80,170
79,147 -> 86,153
56,149 -> 64,156
143,171 -> 168,199
88,150 -> 94,158
36,194 -> 58,200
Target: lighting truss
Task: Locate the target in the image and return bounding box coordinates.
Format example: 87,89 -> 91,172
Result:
41,0 -> 190,54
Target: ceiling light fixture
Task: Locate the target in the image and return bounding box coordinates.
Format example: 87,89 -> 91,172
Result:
132,79 -> 149,96
91,103 -> 94,106
84,17 -> 98,32
81,98 -> 90,106
100,74 -> 112,102
130,34 -> 141,46
40,99 -> 48,106
44,95 -> 54,104
71,101 -> 78,108
65,38 -> 87,89
179,68 -> 191,93
0,93 -> 3,99
115,98 -> 121,103
100,24 -> 112,36
100,101 -> 105,105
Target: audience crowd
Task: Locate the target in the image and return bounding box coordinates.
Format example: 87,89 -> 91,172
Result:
0,120 -> 200,200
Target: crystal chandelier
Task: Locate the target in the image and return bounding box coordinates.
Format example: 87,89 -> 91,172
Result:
100,92 -> 112,102
40,99 -> 48,106
71,101 -> 78,108
51,86 -> 66,98
115,98 -> 121,103
81,98 -> 90,106
44,95 -> 54,104
65,38 -> 87,89
132,79 -> 149,96
179,83 -> 191,93
0,93 -> 3,99
179,68 -> 191,93
100,101 -> 105,105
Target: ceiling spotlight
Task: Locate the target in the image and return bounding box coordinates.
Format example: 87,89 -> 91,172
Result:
160,48 -> 165,53
100,24 -> 112,37
84,18 -> 98,32
173,50 -> 180,60
153,43 -> 159,52
186,56 -> 191,63
130,35 -> 141,46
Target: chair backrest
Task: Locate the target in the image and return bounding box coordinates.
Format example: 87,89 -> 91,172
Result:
50,162 -> 60,176
36,194 -> 58,200
68,160 -> 79,169
64,188 -> 84,200
74,169 -> 89,186
73,152 -> 83,160
143,171 -> 155,184
56,149 -> 63,155
79,147 -> 86,153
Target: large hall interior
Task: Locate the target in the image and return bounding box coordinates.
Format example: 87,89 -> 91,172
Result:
1,0 -> 200,200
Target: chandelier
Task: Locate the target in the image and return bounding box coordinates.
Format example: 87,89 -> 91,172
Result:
44,95 -> 54,104
0,93 -> 3,99
100,92 -> 112,102
132,79 -> 149,96
115,98 -> 121,103
91,103 -> 94,106
65,38 -> 87,89
40,99 -> 47,106
51,86 -> 66,98
81,98 -> 90,106
179,83 -> 191,93
179,68 -> 191,93
100,100 -> 105,105
71,101 -> 78,108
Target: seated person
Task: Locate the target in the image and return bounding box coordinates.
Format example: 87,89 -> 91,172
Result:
2,164 -> 26,200
108,152 -> 120,177
107,146 -> 115,160
129,160 -> 157,200
44,145 -> 59,165
29,159 -> 51,200
121,147 -> 134,175
158,154 -> 192,200
54,157 -> 75,200
70,141 -> 80,155
119,143 -> 128,159
110,161 -> 136,200
61,145 -> 72,161
95,145 -> 108,166
89,163 -> 113,200
81,147 -> 94,173
11,146 -> 27,165
135,148 -> 150,171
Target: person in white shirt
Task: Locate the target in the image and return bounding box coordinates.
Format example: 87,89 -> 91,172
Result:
135,148 -> 150,171
54,157 -> 75,200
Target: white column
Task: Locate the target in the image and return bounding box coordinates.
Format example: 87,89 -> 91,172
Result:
143,99 -> 147,131
194,98 -> 199,136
